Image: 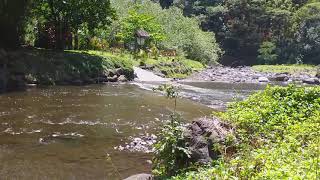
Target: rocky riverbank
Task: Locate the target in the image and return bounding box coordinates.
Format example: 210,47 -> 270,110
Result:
184,65 -> 320,85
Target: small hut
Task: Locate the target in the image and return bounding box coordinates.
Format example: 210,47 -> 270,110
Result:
135,29 -> 150,46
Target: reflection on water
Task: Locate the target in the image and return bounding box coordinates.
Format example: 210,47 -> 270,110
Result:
0,84 -> 213,179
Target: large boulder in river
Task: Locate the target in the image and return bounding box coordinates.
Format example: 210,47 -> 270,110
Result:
270,73 -> 289,81
303,78 -> 320,85
123,174 -> 153,180
184,117 -> 235,164
258,76 -> 269,82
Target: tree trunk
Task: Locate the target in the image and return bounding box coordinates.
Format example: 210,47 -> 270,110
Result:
0,50 -> 8,93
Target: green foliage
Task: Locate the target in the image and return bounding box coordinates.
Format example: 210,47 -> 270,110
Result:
17,49 -> 134,85
253,64 -> 317,75
153,85 -> 192,177
89,37 -> 109,51
117,7 -> 166,46
257,41 -> 279,64
27,0 -> 115,49
143,56 -> 204,78
168,0 -> 320,65
110,0 -> 222,64
226,85 -> 320,139
143,4 -> 222,64
292,2 -> 320,64
172,85 -> 320,179
153,114 -> 191,177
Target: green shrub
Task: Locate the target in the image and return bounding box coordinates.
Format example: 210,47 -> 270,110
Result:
257,41 -> 278,65
153,114 -> 191,177
172,85 -> 320,179
152,85 -> 192,177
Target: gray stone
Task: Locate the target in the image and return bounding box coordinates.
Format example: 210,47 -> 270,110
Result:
123,174 -> 153,180
270,73 -> 289,81
184,117 -> 234,164
258,77 -> 269,82
118,75 -> 128,82
303,78 -> 320,85
141,64 -> 155,70
107,75 -> 118,82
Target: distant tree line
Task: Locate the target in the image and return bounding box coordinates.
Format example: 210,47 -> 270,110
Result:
155,0 -> 320,65
1,0 -> 319,65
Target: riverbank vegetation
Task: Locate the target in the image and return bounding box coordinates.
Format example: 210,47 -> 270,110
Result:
153,85 -> 320,179
159,0 -> 320,65
253,64 -> 318,75
2,0 -> 320,66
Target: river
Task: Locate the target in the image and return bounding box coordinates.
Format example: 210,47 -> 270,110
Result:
0,82 -> 264,179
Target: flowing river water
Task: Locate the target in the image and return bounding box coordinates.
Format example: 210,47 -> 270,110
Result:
0,82 -> 265,179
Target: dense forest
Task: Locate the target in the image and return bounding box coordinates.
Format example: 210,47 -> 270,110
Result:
1,0 -> 319,65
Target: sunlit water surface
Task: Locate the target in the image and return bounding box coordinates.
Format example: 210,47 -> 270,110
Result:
0,83 -> 264,179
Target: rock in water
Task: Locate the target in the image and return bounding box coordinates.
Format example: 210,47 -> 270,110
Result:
107,75 -> 118,82
123,174 -> 153,180
303,78 -> 320,85
118,75 -> 128,82
184,117 -> 234,164
258,77 -> 269,82
271,73 -> 289,81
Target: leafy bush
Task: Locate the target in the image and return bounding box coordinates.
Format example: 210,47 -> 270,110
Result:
257,41 -> 278,65
292,2 -> 320,64
117,7 -> 166,46
152,85 -> 191,177
153,114 -> 191,177
172,85 -> 320,179
89,37 -> 109,51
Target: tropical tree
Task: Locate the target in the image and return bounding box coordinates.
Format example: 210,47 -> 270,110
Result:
116,7 -> 166,47
30,0 -> 115,49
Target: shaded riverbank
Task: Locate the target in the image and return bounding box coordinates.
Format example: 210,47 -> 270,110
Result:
0,48 -> 135,93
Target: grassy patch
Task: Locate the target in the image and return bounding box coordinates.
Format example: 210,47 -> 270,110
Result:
252,64 -> 317,75
13,49 -> 203,85
72,50 -> 204,78
147,57 -> 204,78
13,48 -> 135,85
